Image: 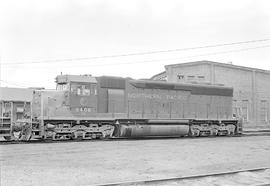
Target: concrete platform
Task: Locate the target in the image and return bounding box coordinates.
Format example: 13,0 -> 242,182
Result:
1,136 -> 270,186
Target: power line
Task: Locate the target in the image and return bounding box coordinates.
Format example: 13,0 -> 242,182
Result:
2,38 -> 270,65
1,45 -> 270,87
6,44 -> 269,69
66,44 -> 270,67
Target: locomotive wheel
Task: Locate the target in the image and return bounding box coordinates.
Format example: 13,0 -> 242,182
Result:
190,128 -> 200,137
227,124 -> 236,136
11,123 -> 32,141
52,133 -> 72,140
210,129 -> 218,136
96,132 -> 103,139
44,131 -> 55,140
3,136 -> 12,141
217,131 -> 226,136
228,130 -> 234,136
11,130 -> 32,141
92,133 -> 97,139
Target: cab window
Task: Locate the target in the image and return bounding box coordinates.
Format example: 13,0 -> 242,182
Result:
90,84 -> 97,95
82,85 -> 90,96
70,83 -> 91,96
57,83 -> 68,91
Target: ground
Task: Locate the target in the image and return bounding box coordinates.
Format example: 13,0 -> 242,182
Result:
1,136 -> 270,186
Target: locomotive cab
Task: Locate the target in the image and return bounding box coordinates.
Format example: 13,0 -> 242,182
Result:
55,74 -> 98,115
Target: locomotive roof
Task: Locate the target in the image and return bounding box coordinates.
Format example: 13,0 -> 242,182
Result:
55,75 -> 97,84
129,79 -> 233,97
97,76 -> 127,89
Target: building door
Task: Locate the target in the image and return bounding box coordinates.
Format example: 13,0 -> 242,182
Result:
241,100 -> 249,122
260,100 -> 268,123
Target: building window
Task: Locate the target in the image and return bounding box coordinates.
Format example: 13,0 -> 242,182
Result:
197,76 -> 205,82
241,100 -> 249,122
260,100 -> 267,122
90,84 -> 97,95
158,75 -> 167,81
177,74 -> 184,80
187,76 -> 195,81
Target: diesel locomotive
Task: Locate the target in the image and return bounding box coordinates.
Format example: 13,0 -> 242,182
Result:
0,74 -> 242,141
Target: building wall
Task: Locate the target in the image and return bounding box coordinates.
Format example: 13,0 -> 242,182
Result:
255,72 -> 270,126
212,65 -> 254,127
165,62 -> 270,129
166,64 -> 211,83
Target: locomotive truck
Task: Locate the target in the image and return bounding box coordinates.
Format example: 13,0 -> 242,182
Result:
0,74 -> 242,141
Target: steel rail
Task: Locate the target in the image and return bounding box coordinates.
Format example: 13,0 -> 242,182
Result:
94,167 -> 270,186
0,132 -> 270,145
0,134 -> 241,145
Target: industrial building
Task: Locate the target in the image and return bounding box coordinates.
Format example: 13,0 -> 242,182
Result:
151,60 -> 270,129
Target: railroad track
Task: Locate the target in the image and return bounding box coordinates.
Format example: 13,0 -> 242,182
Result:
0,134 -> 245,145
1,132 -> 270,145
95,167 -> 270,186
1,129 -> 270,145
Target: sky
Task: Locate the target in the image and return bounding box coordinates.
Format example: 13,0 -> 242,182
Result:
0,0 -> 269,89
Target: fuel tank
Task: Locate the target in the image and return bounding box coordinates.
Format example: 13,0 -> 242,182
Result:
119,124 -> 189,137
